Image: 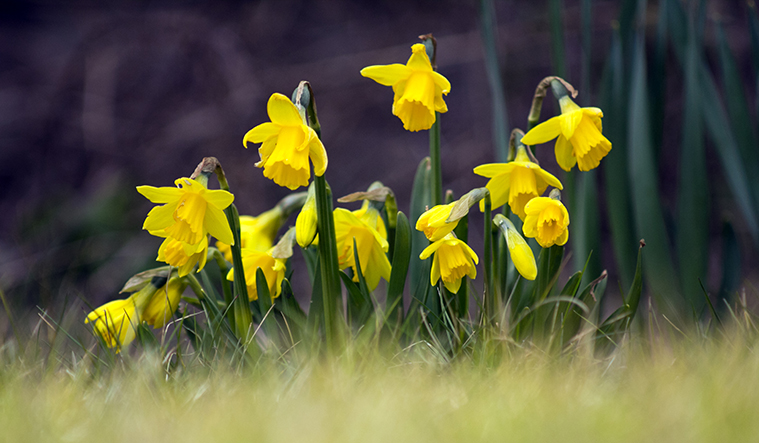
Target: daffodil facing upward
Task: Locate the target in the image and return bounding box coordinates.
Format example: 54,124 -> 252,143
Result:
333,207 -> 391,291
361,43 -> 451,132
226,248 -> 286,301
522,190 -> 570,248
138,177 -> 234,245
243,93 -> 328,190
217,207 -> 283,261
415,202 -> 458,241
521,95 -> 611,172
420,233 -> 478,293
474,146 -> 563,219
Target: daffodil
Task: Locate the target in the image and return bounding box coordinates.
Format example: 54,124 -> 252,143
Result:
296,185 -> 318,248
154,236 -> 208,277
138,177 -> 234,245
217,207 -> 283,261
361,43 -> 451,132
243,93 -> 328,190
415,202 -> 458,241
522,193 -> 570,248
143,277 -> 187,328
521,96 -> 611,172
227,248 -> 286,301
474,146 -> 563,219
494,214 -> 537,280
419,233 -> 478,293
85,279 -> 163,350
333,207 -> 391,290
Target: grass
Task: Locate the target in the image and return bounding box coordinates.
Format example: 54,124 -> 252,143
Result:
1,327 -> 758,442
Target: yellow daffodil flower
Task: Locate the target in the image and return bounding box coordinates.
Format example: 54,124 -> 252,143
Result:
361,43 -> 451,132
217,207 -> 283,261
143,277 -> 187,329
85,280 -> 162,350
415,202 -> 458,241
494,214 -> 537,280
522,194 -> 570,248
419,233 -> 478,293
333,207 -> 391,291
243,93 -> 328,190
521,96 -> 611,172
138,177 -> 234,245
226,248 -> 286,301
155,236 -> 208,277
474,146 -> 563,219
296,186 -> 318,248
352,200 -> 387,240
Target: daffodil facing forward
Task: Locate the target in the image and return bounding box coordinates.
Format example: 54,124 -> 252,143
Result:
521,95 -> 611,172
361,43 -> 451,132
415,202 -> 458,241
226,248 -> 286,301
474,146 -> 563,219
138,177 -> 234,245
333,207 -> 391,291
243,93 -> 328,190
420,233 -> 478,293
522,190 -> 570,248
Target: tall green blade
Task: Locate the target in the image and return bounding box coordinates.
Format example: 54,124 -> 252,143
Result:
676,18 -> 708,312
386,211 -> 411,328
549,0 -> 567,79
600,30 -> 636,290
479,0 -> 510,162
627,36 -> 681,319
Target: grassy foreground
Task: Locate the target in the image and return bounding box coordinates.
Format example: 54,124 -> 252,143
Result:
1,331 -> 758,443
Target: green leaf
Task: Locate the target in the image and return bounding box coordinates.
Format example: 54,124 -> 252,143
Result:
255,267 -> 278,350
676,18 -> 708,312
600,30 -> 636,290
627,37 -> 681,319
479,0 -> 510,162
549,0 -> 567,79
274,278 -> 307,344
386,212 -> 411,328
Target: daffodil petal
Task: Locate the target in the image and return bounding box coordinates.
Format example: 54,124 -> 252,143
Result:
204,189 -> 234,210
555,136 -> 577,172
308,132 -> 328,176
406,43 -> 432,71
473,163 -> 514,178
243,122 -> 280,147
136,186 -> 182,204
431,71 -> 451,94
267,93 -> 303,126
205,205 -> 233,245
521,116 -> 562,145
360,64 -> 412,86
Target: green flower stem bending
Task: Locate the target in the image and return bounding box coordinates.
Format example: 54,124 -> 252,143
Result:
314,174 -> 343,351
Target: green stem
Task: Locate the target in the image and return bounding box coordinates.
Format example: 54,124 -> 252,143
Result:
483,193 -> 493,325
224,203 -> 253,343
314,174 -> 342,351
429,113 -> 442,206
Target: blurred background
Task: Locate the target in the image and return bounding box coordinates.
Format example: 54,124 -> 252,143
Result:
0,0 -> 756,327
